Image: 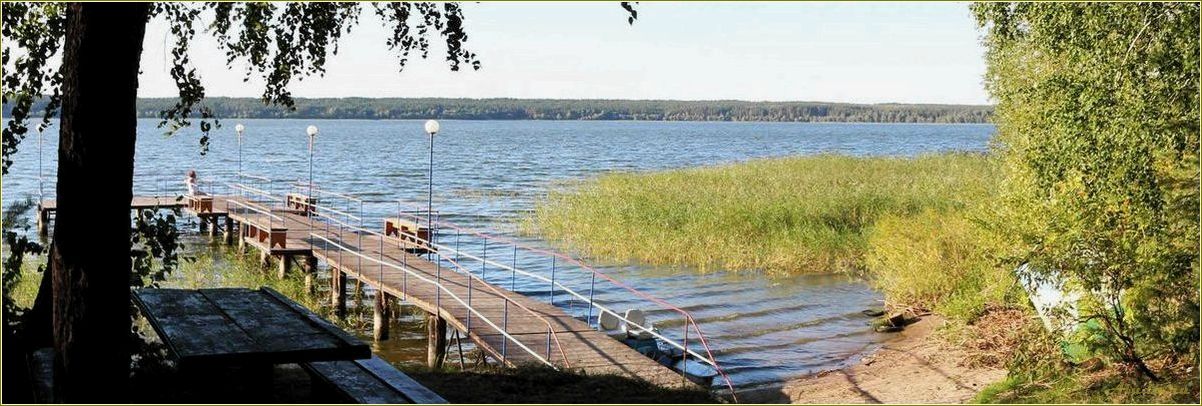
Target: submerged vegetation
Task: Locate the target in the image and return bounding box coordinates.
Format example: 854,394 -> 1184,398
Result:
528,152 -> 998,276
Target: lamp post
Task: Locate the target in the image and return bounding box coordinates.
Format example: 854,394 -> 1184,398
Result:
235,123 -> 245,185
37,127 -> 43,200
307,125 -> 318,223
424,119 -> 439,251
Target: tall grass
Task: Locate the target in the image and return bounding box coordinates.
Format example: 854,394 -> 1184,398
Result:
528,153 -> 998,275
864,209 -> 1023,321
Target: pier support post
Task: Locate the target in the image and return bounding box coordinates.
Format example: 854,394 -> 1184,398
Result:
199,217 -> 209,233
373,293 -> 392,341
259,250 -> 271,271
207,218 -> 218,238
304,256 -> 317,294
427,312 -> 447,369
37,208 -> 48,238
353,279 -> 365,312
223,216 -> 234,245
277,255 -> 290,279
331,269 -> 347,319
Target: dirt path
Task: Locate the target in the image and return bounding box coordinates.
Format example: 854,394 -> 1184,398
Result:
739,316 -> 1006,404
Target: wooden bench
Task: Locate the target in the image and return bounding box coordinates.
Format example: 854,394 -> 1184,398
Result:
384,217 -> 433,253
303,356 -> 447,404
286,193 -> 318,215
188,195 -> 214,214
241,217 -> 287,249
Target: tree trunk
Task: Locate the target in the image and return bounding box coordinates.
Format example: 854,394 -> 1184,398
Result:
50,3 -> 149,402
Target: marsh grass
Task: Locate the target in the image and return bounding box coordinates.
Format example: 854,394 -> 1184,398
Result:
865,209 -> 1026,322
528,152 -> 998,275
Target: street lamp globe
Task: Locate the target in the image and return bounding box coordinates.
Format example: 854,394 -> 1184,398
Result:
307,125 -> 319,137
235,123 -> 245,135
424,119 -> 440,136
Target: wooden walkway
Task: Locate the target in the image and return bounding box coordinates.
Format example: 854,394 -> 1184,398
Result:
206,198 -> 691,389
38,195 -> 187,235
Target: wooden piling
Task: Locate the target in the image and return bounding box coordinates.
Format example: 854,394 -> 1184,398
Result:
304,256 -> 317,294
37,208 -> 48,237
223,216 -> 234,245
259,250 -> 271,270
277,255 -> 290,279
427,312 -> 447,369
374,293 -> 392,341
331,269 -> 347,318
237,226 -> 247,253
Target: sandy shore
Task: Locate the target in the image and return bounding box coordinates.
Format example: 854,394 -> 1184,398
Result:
738,316 -> 1006,404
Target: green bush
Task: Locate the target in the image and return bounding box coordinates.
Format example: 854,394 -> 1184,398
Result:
864,209 -> 1022,322
974,2 -> 1200,379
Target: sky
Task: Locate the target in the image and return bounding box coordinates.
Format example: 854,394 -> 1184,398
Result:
136,2 -> 991,105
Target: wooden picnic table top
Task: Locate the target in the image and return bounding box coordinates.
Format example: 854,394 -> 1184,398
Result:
132,287 -> 370,367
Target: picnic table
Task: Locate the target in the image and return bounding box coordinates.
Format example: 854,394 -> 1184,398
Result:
132,287 -> 370,368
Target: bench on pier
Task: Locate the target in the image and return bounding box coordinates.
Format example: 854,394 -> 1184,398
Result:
187,195 -> 214,214
241,217 -> 288,249
384,217 -> 434,253
303,356 -> 447,404
286,193 -> 318,215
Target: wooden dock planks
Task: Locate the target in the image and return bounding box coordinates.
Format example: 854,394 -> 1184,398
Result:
216,201 -> 692,389
132,287 -> 370,367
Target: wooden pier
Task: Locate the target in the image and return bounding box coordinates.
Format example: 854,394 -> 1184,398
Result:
38,195 -> 187,236
195,198 -> 694,389
41,185 -> 734,394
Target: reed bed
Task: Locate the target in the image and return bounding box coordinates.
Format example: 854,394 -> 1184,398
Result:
527,153 -> 998,275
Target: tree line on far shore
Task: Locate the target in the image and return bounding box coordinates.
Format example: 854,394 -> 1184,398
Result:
8,97 -> 994,123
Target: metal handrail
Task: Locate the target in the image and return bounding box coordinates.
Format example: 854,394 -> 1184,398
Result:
293,181 -> 364,204
417,232 -> 708,361
239,172 -> 270,182
226,199 -> 284,224
312,201 -> 362,222
308,226 -> 572,368
230,183 -> 283,204
392,201 -> 737,397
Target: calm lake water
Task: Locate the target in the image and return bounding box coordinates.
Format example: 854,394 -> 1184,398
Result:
2,119 -> 994,391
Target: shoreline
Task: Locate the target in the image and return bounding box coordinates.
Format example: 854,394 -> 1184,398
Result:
739,316 -> 1006,404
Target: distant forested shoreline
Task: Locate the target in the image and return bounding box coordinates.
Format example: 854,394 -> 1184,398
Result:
8,97 -> 993,123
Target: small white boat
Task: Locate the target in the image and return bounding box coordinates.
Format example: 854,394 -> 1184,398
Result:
673,358 -> 719,386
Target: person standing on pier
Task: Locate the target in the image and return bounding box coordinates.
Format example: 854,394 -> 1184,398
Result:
185,170 -> 205,196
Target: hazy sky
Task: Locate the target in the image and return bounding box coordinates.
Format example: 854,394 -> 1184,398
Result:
137,2 -> 990,104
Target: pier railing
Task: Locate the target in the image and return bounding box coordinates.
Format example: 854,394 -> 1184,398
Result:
388,200 -> 737,396
204,177 -> 733,397
225,198 -> 286,231
307,208 -> 573,368
230,182 -> 285,206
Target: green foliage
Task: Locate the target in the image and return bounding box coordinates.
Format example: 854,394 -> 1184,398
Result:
864,208 -> 1024,322
973,2 -> 1199,379
130,208 -> 185,288
0,2 -> 65,174
1,198 -> 45,335
528,153 -> 996,275
1,2 -> 484,160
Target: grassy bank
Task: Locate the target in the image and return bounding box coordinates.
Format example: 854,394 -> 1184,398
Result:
527,152 -> 1197,403
528,152 -> 998,276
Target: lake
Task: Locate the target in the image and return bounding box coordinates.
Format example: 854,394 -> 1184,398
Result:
2,119 -> 995,391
